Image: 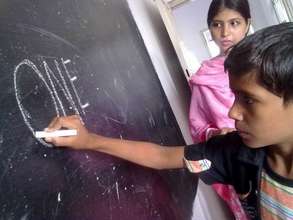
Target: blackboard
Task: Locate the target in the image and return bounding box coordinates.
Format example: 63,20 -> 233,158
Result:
0,0 -> 197,219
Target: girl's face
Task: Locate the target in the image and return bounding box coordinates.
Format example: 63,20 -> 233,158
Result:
210,8 -> 249,55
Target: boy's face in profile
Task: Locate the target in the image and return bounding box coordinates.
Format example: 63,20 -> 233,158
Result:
228,70 -> 293,148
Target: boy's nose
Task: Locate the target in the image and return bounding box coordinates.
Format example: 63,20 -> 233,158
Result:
228,102 -> 243,121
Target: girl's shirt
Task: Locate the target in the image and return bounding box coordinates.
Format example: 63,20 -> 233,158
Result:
189,56 -> 234,143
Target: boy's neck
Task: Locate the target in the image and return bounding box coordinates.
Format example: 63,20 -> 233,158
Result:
267,144 -> 293,179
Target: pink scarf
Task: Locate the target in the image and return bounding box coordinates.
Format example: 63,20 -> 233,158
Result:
189,56 -> 235,142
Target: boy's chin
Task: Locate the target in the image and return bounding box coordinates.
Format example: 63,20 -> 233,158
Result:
242,138 -> 264,149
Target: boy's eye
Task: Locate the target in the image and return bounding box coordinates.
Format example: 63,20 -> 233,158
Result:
235,93 -> 255,105
242,96 -> 254,105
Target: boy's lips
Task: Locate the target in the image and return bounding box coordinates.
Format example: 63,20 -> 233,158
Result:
237,129 -> 251,139
236,126 -> 249,134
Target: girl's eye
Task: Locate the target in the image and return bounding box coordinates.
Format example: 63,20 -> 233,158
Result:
230,20 -> 241,27
211,22 -> 222,28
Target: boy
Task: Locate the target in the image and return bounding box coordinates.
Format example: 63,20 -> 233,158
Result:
45,23 -> 293,220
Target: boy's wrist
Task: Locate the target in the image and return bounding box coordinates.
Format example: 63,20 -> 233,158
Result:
85,133 -> 101,150
87,133 -> 112,151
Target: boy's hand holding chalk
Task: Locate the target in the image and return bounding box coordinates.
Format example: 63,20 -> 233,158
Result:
42,115 -> 96,150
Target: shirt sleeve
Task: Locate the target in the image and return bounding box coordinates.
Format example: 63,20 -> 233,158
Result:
184,132 -> 242,185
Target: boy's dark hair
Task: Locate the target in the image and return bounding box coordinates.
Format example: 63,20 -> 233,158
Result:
207,0 -> 251,27
225,22 -> 293,103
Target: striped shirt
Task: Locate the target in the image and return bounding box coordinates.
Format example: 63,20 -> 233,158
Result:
260,162 -> 293,220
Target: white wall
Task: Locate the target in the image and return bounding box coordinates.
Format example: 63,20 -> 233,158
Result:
126,0 -> 233,220
249,0 -> 279,29
172,0 -> 212,64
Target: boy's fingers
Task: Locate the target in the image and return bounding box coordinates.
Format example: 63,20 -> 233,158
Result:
46,116 -> 62,131
45,136 -> 70,147
219,127 -> 236,135
68,115 -> 81,120
44,115 -> 85,148
62,115 -> 82,128
45,137 -> 53,143
46,115 -> 81,131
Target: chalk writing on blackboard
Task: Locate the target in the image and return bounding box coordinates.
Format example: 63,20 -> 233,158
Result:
14,58 -> 89,146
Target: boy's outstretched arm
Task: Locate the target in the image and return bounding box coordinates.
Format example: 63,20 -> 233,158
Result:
45,115 -> 185,170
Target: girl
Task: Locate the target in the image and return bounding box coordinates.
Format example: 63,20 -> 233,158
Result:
189,0 -> 251,219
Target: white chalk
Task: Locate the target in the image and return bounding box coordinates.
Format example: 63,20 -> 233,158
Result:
35,129 -> 77,138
